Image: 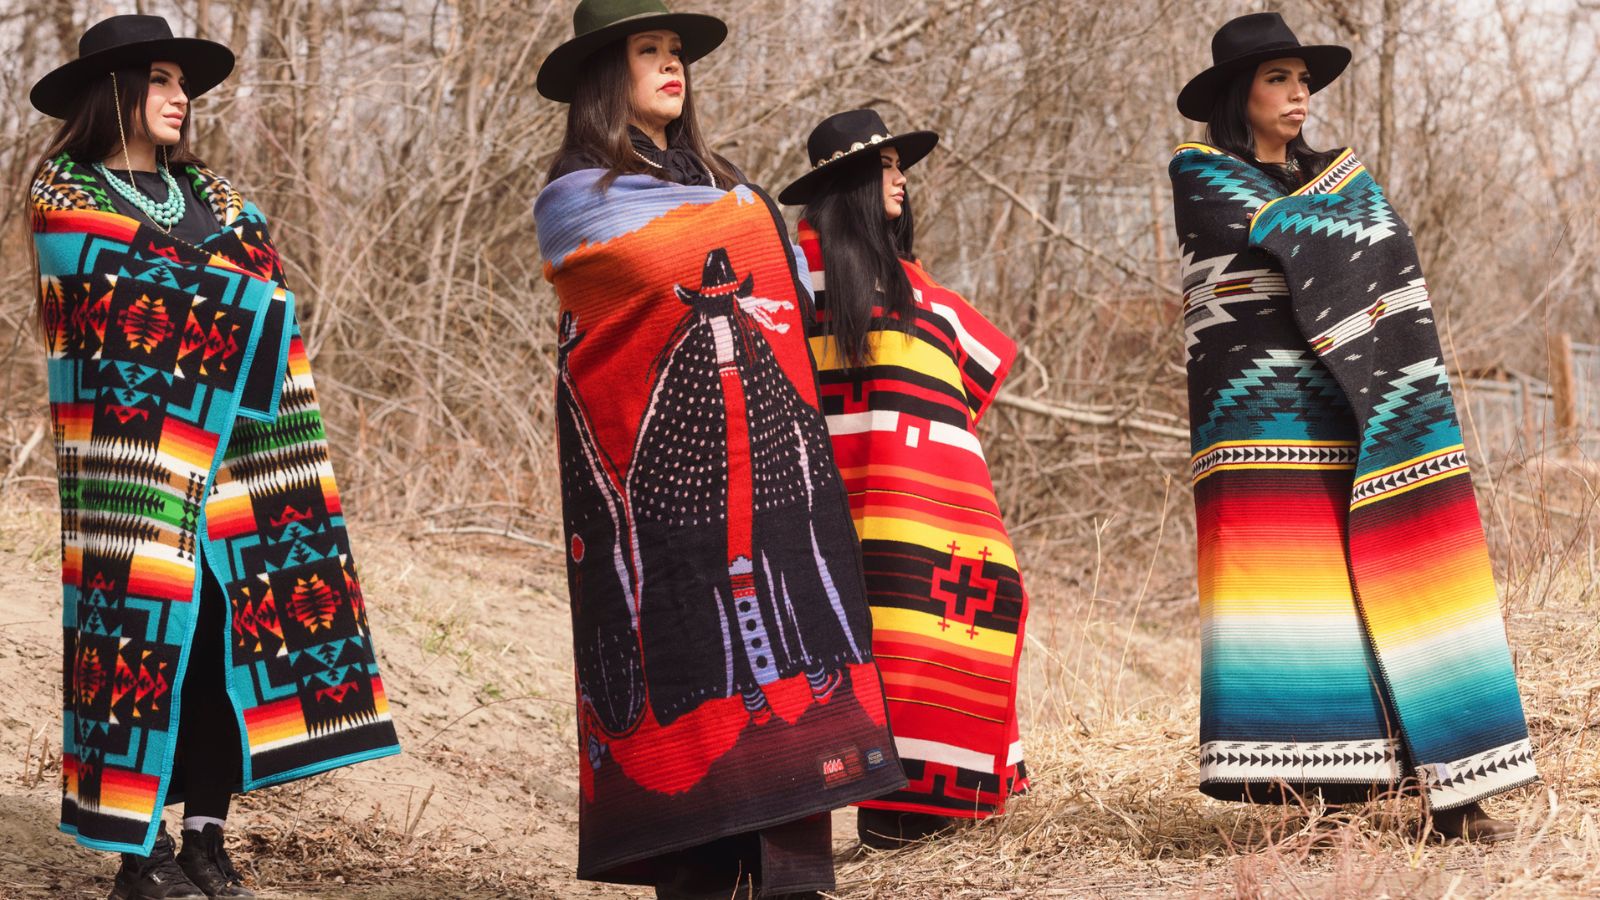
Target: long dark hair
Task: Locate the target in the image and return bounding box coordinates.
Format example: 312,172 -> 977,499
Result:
803,152 -> 916,368
35,63 -> 205,177
1204,65 -> 1335,193
32,63 -> 206,334
545,40 -> 736,188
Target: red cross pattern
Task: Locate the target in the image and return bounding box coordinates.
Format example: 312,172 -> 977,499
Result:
930,540 -> 998,639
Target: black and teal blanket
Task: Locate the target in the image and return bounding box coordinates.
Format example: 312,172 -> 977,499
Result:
32,155 -> 399,855
535,170 -> 904,885
1170,143 -> 1536,809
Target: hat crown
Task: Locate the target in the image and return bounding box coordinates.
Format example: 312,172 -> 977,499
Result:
1210,12 -> 1304,66
696,248 -> 737,291
537,0 -> 723,102
806,109 -> 894,168
79,15 -> 177,58
573,0 -> 675,37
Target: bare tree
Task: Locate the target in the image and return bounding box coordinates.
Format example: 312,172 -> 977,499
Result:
1,0 -> 1594,599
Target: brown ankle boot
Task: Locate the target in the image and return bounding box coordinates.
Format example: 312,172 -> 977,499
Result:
1429,802 -> 1515,843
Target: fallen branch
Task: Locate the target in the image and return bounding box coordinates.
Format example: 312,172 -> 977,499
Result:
420,525 -> 561,553
994,392 -> 1188,441
416,693 -> 572,749
2,423 -> 45,489
947,149 -> 1180,297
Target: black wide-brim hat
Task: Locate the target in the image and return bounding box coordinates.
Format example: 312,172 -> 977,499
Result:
778,108 -> 940,206
31,15 -> 234,119
674,248 -> 753,306
1177,12 -> 1350,122
537,0 -> 727,103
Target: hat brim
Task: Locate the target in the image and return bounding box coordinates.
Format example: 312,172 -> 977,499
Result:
537,12 -> 727,102
1176,45 -> 1351,122
31,38 -> 235,119
674,272 -> 754,305
777,130 -> 940,206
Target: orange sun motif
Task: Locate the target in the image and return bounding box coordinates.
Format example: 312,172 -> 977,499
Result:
118,294 -> 174,353
288,573 -> 340,633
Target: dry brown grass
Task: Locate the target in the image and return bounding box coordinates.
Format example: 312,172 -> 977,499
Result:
1,436 -> 1598,898
829,586 -> 1600,898
824,447 -> 1600,899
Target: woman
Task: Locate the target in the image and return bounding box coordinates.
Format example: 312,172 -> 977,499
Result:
533,3 -> 904,897
1169,12 -> 1536,840
778,110 -> 1029,849
29,15 -> 400,898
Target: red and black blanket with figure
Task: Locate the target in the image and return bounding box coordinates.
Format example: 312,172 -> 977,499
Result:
798,223 -> 1029,819
534,172 -> 905,883
31,155 -> 399,856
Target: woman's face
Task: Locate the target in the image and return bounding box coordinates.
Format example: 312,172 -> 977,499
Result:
627,30 -> 685,133
141,60 -> 188,146
1246,57 -> 1311,151
881,146 -> 907,220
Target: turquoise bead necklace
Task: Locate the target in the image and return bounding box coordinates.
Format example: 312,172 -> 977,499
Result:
96,71 -> 186,232
94,158 -> 186,228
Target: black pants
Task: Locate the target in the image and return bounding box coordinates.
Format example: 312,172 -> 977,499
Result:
653,814 -> 833,899
173,565 -> 243,821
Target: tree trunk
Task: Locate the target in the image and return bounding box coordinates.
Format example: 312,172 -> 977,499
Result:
1377,0 -> 1401,180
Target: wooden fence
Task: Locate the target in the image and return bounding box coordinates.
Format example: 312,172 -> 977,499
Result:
1460,335 -> 1600,463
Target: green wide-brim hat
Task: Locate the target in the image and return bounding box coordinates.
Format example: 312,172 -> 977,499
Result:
537,0 -> 727,103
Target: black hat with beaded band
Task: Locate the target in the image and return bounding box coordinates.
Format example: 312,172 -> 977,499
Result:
30,14 -> 234,119
777,108 -> 939,206
1176,12 -> 1350,122
537,0 -> 727,103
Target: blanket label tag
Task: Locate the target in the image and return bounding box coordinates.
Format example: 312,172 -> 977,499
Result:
819,746 -> 865,789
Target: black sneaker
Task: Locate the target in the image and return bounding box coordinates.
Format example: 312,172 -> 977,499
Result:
108,827 -> 207,899
176,824 -> 255,898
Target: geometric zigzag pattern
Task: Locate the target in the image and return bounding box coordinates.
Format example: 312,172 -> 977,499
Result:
1190,441 -> 1358,482
34,153 -> 398,856
1192,349 -> 1353,453
1423,739 -> 1538,809
1173,141 -> 1536,813
1350,446 -> 1469,508
1200,739 -> 1401,785
1170,145 -> 1279,212
1355,358 -> 1463,474
1251,151 -> 1398,248
1299,151 -> 1364,196
1238,146 -> 1537,812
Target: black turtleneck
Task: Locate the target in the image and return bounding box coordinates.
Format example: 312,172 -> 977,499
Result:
549,122 -> 743,187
